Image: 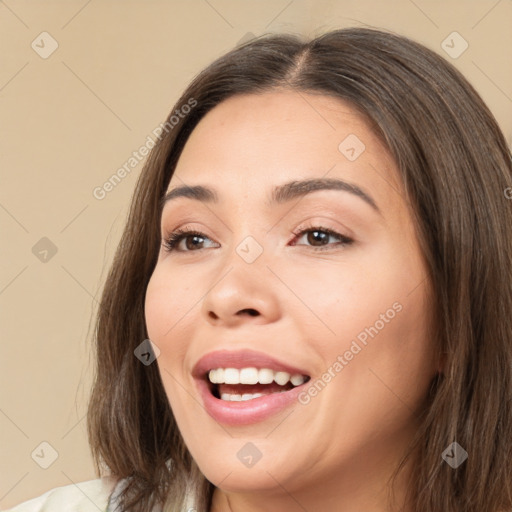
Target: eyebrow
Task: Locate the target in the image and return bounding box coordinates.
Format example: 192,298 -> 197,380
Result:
160,178 -> 381,214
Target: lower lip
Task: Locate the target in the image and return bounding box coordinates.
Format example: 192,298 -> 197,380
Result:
195,378 -> 308,426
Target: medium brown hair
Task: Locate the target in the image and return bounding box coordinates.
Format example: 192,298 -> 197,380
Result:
87,27 -> 512,511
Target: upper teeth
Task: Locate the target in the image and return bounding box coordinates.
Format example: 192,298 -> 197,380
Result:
208,367 -> 306,387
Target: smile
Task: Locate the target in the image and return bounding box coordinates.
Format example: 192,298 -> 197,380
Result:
208,367 -> 309,401
192,349 -> 312,425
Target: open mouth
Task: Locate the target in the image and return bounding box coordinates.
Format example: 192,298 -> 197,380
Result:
206,367 -> 311,402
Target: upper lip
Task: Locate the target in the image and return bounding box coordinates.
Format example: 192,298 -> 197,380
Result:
192,349 -> 311,379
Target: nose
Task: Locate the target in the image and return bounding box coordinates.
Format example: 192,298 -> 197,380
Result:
201,244 -> 281,327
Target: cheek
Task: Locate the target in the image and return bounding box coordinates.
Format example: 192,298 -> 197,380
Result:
145,262 -> 196,338
144,265 -> 194,369
145,268 -> 197,416
296,237 -> 434,381
319,244 -> 435,414
285,242 -> 422,343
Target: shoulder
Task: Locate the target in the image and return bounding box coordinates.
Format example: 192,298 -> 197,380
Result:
4,476 -> 119,512
5,475 -> 198,512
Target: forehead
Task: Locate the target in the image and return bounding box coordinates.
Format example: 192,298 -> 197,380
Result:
168,91 -> 406,219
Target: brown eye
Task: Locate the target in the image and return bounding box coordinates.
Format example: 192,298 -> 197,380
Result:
291,226 -> 353,250
163,230 -> 217,252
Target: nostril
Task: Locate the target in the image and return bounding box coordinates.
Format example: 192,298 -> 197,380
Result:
240,309 -> 259,316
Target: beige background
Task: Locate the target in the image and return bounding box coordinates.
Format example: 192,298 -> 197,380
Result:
1,0 -> 511,507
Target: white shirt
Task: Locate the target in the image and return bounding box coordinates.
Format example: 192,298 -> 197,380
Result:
3,477 -> 197,511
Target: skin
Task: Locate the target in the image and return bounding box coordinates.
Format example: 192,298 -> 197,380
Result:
144,90 -> 439,512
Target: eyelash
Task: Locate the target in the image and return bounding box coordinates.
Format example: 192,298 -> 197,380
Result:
162,224 -> 354,253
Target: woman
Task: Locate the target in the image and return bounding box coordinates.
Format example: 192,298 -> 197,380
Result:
8,27 -> 512,512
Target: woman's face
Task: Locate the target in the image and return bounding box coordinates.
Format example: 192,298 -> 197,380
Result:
145,91 -> 438,507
